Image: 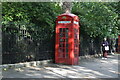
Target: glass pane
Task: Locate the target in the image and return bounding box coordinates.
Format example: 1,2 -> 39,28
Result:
60,39 -> 65,42
74,49 -> 77,53
59,48 -> 65,53
66,48 -> 68,53
66,39 -> 68,42
60,28 -> 63,32
74,54 -> 78,57
74,28 -> 78,33
66,54 -> 68,57
59,43 -> 63,47
66,44 -> 68,48
59,48 -> 62,52
63,28 -> 65,32
65,33 -> 68,38
74,34 -> 77,38
59,53 -> 64,58
59,33 -> 63,37
62,49 -> 65,53
65,28 -> 68,33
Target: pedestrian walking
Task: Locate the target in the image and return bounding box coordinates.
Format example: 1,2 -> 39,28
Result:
102,38 -> 109,59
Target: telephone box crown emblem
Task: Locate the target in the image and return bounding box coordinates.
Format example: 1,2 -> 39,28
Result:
62,16 -> 67,19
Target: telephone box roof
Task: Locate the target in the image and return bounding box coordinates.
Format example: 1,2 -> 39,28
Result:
57,13 -> 79,21
60,13 -> 77,17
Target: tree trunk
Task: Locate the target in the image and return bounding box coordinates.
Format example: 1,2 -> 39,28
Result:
62,1 -> 72,13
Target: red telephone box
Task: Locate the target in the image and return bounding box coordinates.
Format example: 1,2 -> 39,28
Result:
55,13 -> 80,65
118,35 -> 120,53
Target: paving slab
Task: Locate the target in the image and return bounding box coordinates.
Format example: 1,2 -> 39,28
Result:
2,54 -> 120,78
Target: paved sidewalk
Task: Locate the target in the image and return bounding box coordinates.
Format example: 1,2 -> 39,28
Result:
2,54 -> 120,78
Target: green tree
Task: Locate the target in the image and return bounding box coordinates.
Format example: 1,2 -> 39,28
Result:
72,2 -> 119,38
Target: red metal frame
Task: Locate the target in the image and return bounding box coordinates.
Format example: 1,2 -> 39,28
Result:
55,13 -> 80,65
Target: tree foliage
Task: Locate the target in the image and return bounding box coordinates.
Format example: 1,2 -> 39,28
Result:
2,2 -> 119,39
72,2 -> 119,38
2,2 -> 120,63
2,2 -> 62,42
